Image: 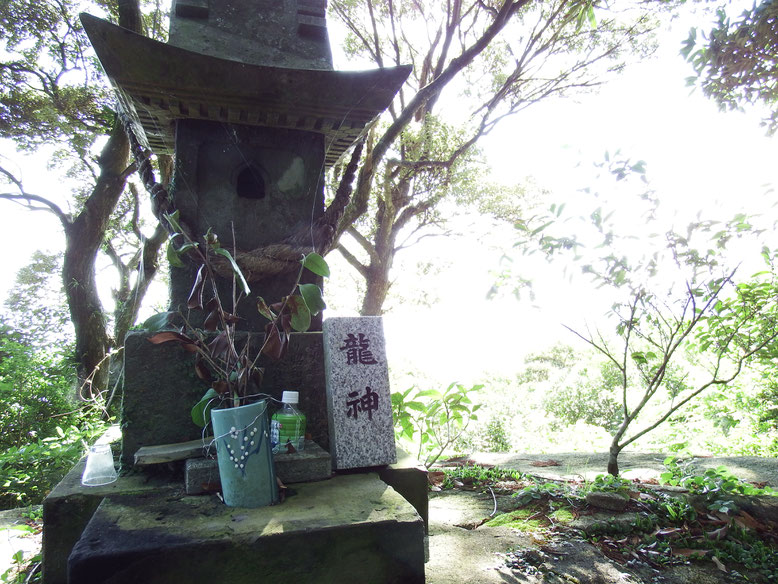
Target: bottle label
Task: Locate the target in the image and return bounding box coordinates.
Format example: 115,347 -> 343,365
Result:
270,413 -> 306,454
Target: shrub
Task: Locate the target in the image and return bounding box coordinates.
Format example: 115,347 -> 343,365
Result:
392,382 -> 482,467
0,334 -> 79,452
0,418 -> 107,509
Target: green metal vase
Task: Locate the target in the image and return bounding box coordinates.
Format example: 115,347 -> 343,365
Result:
211,400 -> 278,507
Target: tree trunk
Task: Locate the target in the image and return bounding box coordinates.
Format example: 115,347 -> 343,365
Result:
64,121 -> 130,399
360,265 -> 391,316
61,0 -> 144,402
607,442 -> 621,476
112,223 -> 169,346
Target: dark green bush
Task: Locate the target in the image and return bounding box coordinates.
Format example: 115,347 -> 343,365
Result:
0,334 -> 79,452
0,324 -> 107,509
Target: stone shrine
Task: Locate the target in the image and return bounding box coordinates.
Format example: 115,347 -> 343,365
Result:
41,2 -> 428,583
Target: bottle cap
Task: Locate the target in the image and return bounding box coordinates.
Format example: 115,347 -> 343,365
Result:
281,391 -> 299,404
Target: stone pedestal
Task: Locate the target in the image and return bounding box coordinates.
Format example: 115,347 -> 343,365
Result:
42,446 -> 428,584
42,457 -> 177,584
67,474 -> 424,584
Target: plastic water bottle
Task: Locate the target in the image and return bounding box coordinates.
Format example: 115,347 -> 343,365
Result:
270,391 -> 306,454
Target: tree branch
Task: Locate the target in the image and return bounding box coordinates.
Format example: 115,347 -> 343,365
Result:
336,242 -> 369,279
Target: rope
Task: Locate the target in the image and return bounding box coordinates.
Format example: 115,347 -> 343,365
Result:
119,109 -> 364,283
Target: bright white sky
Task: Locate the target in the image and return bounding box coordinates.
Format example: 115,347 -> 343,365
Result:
374,4 -> 778,387
1,2 -> 777,389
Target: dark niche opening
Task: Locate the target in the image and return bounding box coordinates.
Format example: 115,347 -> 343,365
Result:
236,165 -> 266,200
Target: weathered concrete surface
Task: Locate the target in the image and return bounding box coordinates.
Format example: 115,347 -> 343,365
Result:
168,0 -> 333,70
424,452 -> 778,584
273,439 -> 332,483
184,458 -> 220,495
424,488 -> 774,584
135,437 -> 215,466
186,440 -> 332,494
42,457 -> 177,584
379,448 -> 429,533
68,473 -> 424,584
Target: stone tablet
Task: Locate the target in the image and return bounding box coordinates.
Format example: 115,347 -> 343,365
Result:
323,317 -> 396,469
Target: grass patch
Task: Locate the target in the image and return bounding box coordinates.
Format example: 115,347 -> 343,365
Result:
436,464 -> 525,490
486,503 -> 574,530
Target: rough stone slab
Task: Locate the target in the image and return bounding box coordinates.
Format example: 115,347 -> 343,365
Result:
135,437 -> 214,466
42,458 -> 177,584
68,474 -> 424,584
174,0 -> 208,18
323,317 -> 396,470
585,491 -> 629,512
378,447 -> 428,533
184,458 -> 220,495
273,439 -> 332,483
185,440 -> 332,493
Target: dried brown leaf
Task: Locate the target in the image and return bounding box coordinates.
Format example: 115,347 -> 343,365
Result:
203,309 -> 220,332
734,510 -> 763,531
530,459 -> 561,467
187,265 -> 205,309
194,359 -> 213,382
706,525 -> 729,540
208,332 -> 230,360
147,331 -> 199,353
212,380 -> 230,395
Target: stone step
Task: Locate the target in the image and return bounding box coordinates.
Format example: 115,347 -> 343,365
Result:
184,440 -> 333,495
134,437 -> 215,466
67,473 -> 425,584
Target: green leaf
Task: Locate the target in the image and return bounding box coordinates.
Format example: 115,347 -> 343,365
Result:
166,241 -> 185,268
299,283 -> 326,315
404,401 -> 427,413
586,5 -> 596,27
256,297 -> 275,321
212,248 -> 250,295
287,295 -> 312,332
531,221 -> 553,236
177,242 -> 198,254
414,389 -> 444,399
141,311 -> 177,332
302,253 -> 330,278
165,210 -> 182,233
191,388 -> 220,428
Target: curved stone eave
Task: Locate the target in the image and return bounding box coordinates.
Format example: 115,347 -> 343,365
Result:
80,13 -> 411,167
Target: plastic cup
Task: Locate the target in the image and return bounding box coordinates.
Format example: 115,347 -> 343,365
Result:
81,444 -> 118,486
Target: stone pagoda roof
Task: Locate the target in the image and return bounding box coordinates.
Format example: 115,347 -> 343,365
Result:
80,13 -> 410,167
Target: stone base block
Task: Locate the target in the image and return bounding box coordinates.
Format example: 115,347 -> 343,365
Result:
274,439 -> 332,483
42,458 -> 177,584
378,447 -> 428,533
68,474 -> 425,584
184,458 -> 220,495
122,331 -> 329,468
185,440 -> 332,494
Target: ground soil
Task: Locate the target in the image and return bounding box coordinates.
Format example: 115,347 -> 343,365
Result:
424,451 -> 778,584
2,451 -> 776,583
